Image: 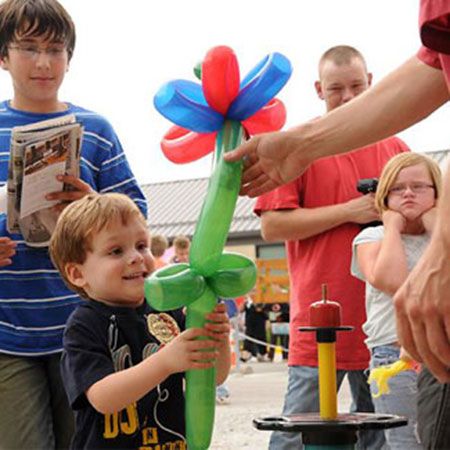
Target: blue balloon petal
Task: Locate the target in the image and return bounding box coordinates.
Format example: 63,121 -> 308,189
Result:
227,53 -> 292,121
154,80 -> 224,133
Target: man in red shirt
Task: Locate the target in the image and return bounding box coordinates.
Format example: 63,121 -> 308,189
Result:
227,3 -> 450,448
255,45 -> 409,450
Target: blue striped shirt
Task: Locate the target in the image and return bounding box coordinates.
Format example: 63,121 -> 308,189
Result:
0,100 -> 148,355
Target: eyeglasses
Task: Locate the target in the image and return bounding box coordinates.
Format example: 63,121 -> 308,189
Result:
388,182 -> 435,196
8,44 -> 67,61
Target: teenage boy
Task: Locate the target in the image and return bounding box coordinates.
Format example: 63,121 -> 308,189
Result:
0,0 -> 147,448
50,193 -> 231,449
255,46 -> 409,450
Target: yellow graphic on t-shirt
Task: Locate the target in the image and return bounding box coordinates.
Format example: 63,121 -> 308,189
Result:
103,402 -> 139,438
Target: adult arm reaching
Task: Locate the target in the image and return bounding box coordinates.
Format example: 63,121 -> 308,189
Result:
225,56 -> 449,197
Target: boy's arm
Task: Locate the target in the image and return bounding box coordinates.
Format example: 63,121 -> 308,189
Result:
260,195 -> 378,242
87,328 -> 218,414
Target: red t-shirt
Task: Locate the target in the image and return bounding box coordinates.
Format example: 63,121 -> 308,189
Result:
255,138 -> 409,370
417,0 -> 450,88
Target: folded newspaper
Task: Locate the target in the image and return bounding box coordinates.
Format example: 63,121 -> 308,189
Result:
6,114 -> 83,247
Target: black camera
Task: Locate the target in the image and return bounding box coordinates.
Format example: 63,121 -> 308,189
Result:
357,178 -> 379,195
356,178 -> 381,228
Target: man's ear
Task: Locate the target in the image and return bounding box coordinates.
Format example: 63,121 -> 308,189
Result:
65,263 -> 87,288
367,72 -> 373,87
314,80 -> 324,100
0,56 -> 9,71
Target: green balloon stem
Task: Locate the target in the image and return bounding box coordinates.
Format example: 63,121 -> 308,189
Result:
190,120 -> 244,276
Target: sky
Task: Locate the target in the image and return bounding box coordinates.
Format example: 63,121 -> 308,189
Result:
1,0 -> 449,185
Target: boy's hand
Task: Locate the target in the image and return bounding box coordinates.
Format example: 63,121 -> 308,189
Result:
204,303 -> 231,349
46,175 -> 95,214
0,237 -> 17,267
159,328 -> 219,374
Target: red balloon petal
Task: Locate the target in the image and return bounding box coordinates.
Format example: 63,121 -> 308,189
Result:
242,98 -> 286,135
202,46 -> 240,115
161,125 -> 216,164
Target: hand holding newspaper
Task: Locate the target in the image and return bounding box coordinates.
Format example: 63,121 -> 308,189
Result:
6,114 -> 83,247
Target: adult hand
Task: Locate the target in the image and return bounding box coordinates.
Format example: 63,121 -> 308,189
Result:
46,175 -> 95,214
394,230 -> 450,382
224,129 -> 313,197
345,194 -> 380,224
0,237 -> 16,267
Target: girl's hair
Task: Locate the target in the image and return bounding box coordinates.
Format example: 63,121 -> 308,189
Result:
375,152 -> 442,213
0,0 -> 76,59
49,193 -> 147,298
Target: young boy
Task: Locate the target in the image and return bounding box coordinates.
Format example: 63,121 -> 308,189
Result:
50,193 -> 231,449
151,234 -> 169,269
170,235 -> 191,263
0,1 -> 147,447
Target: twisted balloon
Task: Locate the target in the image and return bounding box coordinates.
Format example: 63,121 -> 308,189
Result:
146,45 -> 292,450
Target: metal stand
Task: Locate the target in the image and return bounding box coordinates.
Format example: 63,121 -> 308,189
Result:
254,412 -> 407,450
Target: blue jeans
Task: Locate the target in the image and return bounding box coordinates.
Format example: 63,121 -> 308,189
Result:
0,353 -> 74,449
269,365 -> 385,450
369,345 -> 422,449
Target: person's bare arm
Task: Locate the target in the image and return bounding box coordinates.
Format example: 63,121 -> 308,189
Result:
357,211 -> 408,296
260,195 -> 378,242
86,328 -> 218,414
394,163 -> 450,382
226,56 -> 449,197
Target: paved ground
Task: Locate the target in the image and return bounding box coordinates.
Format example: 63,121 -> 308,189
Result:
210,358 -> 352,449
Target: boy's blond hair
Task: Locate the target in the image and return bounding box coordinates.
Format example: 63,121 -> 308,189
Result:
319,45 -> 367,75
151,234 -> 168,258
49,193 -> 147,298
173,235 -> 190,250
375,152 -> 442,213
0,0 -> 76,60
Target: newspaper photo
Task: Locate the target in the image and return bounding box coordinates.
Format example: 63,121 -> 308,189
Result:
6,114 -> 83,247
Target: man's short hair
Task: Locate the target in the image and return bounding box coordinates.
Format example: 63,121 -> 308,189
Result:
173,235 -> 190,250
49,193 -> 147,298
151,234 -> 168,258
319,45 -> 367,73
0,0 -> 76,60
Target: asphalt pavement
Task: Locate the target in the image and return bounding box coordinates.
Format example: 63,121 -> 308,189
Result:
210,358 -> 352,449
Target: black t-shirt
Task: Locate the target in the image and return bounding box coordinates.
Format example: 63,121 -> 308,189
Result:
61,300 -> 186,449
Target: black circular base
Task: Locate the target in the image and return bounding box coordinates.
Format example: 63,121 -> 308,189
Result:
253,412 -> 407,446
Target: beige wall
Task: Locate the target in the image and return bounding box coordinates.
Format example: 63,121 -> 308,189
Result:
224,244 -> 256,260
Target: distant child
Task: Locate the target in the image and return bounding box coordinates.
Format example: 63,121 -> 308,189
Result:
352,153 -> 442,449
151,234 -> 169,269
0,0 -> 147,447
170,235 -> 190,263
49,193 -> 231,449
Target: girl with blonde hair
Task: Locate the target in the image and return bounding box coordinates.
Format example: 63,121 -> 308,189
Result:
351,152 -> 442,449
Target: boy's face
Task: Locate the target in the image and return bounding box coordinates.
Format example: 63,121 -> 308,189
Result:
174,247 -> 189,263
66,217 -> 155,308
315,58 -> 372,112
0,34 -> 69,112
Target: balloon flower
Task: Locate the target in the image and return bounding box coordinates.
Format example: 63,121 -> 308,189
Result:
145,46 -> 292,450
